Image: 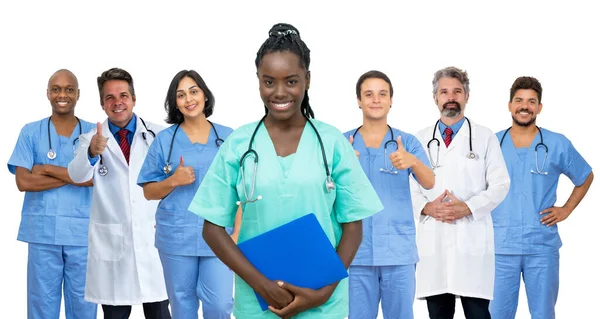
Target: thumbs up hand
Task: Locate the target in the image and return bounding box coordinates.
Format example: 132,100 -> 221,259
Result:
88,122 -> 108,157
170,156 -> 196,187
348,135 -> 360,158
389,136 -> 417,170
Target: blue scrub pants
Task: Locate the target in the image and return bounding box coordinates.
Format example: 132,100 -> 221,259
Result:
489,251 -> 560,319
27,243 -> 97,319
158,252 -> 234,319
348,265 -> 416,319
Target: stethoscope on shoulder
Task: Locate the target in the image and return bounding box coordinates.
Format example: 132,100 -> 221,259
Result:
97,117 -> 155,176
499,126 -> 548,175
351,125 -> 399,174
236,115 -> 334,206
427,117 -> 477,170
47,116 -> 82,160
162,120 -> 224,175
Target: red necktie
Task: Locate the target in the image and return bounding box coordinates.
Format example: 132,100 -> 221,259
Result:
444,127 -> 453,147
118,129 -> 130,164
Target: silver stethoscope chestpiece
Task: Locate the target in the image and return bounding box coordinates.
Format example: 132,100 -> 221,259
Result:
467,152 -> 476,160
98,165 -> 108,176
163,163 -> 172,175
325,176 -> 335,193
47,149 -> 56,160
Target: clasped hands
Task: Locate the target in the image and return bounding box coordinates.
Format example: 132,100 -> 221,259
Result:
423,190 -> 472,223
262,280 -> 334,319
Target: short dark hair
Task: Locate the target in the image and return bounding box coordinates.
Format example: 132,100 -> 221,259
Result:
97,68 -> 135,105
255,23 -> 314,118
164,70 -> 215,124
510,76 -> 543,103
356,70 -> 394,100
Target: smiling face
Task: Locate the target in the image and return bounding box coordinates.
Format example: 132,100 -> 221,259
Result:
358,77 -> 392,121
509,89 -> 542,127
100,79 -> 136,128
175,76 -> 206,121
47,70 -> 79,116
257,51 -> 310,123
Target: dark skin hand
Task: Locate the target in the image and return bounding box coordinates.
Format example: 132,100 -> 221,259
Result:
269,221 -> 363,319
203,221 -> 294,309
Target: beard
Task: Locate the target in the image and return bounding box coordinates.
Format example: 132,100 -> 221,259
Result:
512,108 -> 536,127
441,101 -> 462,118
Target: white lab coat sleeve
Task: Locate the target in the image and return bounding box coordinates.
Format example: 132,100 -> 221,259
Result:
465,131 -> 511,221
68,132 -> 96,183
410,174 -> 430,222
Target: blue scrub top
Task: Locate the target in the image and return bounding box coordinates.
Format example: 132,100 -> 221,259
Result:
8,117 -> 96,246
137,122 -> 233,256
492,127 -> 592,254
343,127 -> 431,266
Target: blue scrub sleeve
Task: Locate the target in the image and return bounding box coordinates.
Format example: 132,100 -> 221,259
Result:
564,140 -> 592,186
88,153 -> 99,166
8,127 -> 34,174
332,135 -> 384,223
187,137 -> 240,228
137,135 -> 167,186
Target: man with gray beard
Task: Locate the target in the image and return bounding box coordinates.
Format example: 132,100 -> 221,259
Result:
409,66 -> 511,319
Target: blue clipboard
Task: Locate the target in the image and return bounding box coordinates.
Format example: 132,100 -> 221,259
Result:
237,213 -> 348,311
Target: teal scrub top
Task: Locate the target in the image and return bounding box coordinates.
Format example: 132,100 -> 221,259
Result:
188,118 -> 384,319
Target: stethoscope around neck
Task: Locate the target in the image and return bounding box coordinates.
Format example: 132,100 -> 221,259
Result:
427,117 -> 477,170
351,124 -> 398,174
499,126 -> 548,175
235,115 -> 334,206
162,120 -> 224,175
47,116 -> 82,160
97,117 -> 156,176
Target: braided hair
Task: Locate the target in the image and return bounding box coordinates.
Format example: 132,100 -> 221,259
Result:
255,23 -> 314,119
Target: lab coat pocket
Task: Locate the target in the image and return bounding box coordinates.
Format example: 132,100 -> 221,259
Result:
457,221 -> 486,256
416,221 -> 435,257
388,221 -> 415,252
89,222 -> 124,261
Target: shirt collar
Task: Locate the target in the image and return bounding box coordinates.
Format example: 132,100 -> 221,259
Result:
438,116 -> 466,136
108,113 -> 137,137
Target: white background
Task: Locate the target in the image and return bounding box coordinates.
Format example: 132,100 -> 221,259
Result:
1,0 -> 597,318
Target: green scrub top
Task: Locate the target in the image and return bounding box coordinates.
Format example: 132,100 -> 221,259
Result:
188,118 -> 384,319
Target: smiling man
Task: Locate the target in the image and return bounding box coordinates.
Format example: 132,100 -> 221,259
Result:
8,69 -> 97,319
343,70 -> 434,319
489,76 -> 594,319
68,68 -> 170,318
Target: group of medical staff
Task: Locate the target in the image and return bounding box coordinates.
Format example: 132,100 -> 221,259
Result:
7,23 -> 594,319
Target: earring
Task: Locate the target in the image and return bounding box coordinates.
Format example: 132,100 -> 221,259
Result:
205,98 -> 208,102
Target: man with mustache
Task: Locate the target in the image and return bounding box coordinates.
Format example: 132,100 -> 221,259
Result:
410,66 -> 511,318
489,76 -> 593,319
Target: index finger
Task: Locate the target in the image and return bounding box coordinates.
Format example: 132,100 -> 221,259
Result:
269,300 -> 298,317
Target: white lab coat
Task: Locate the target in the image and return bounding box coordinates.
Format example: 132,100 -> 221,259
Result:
68,116 -> 168,305
409,118 -> 510,300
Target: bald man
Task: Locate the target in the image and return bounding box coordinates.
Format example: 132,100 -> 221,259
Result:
8,69 -> 98,318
